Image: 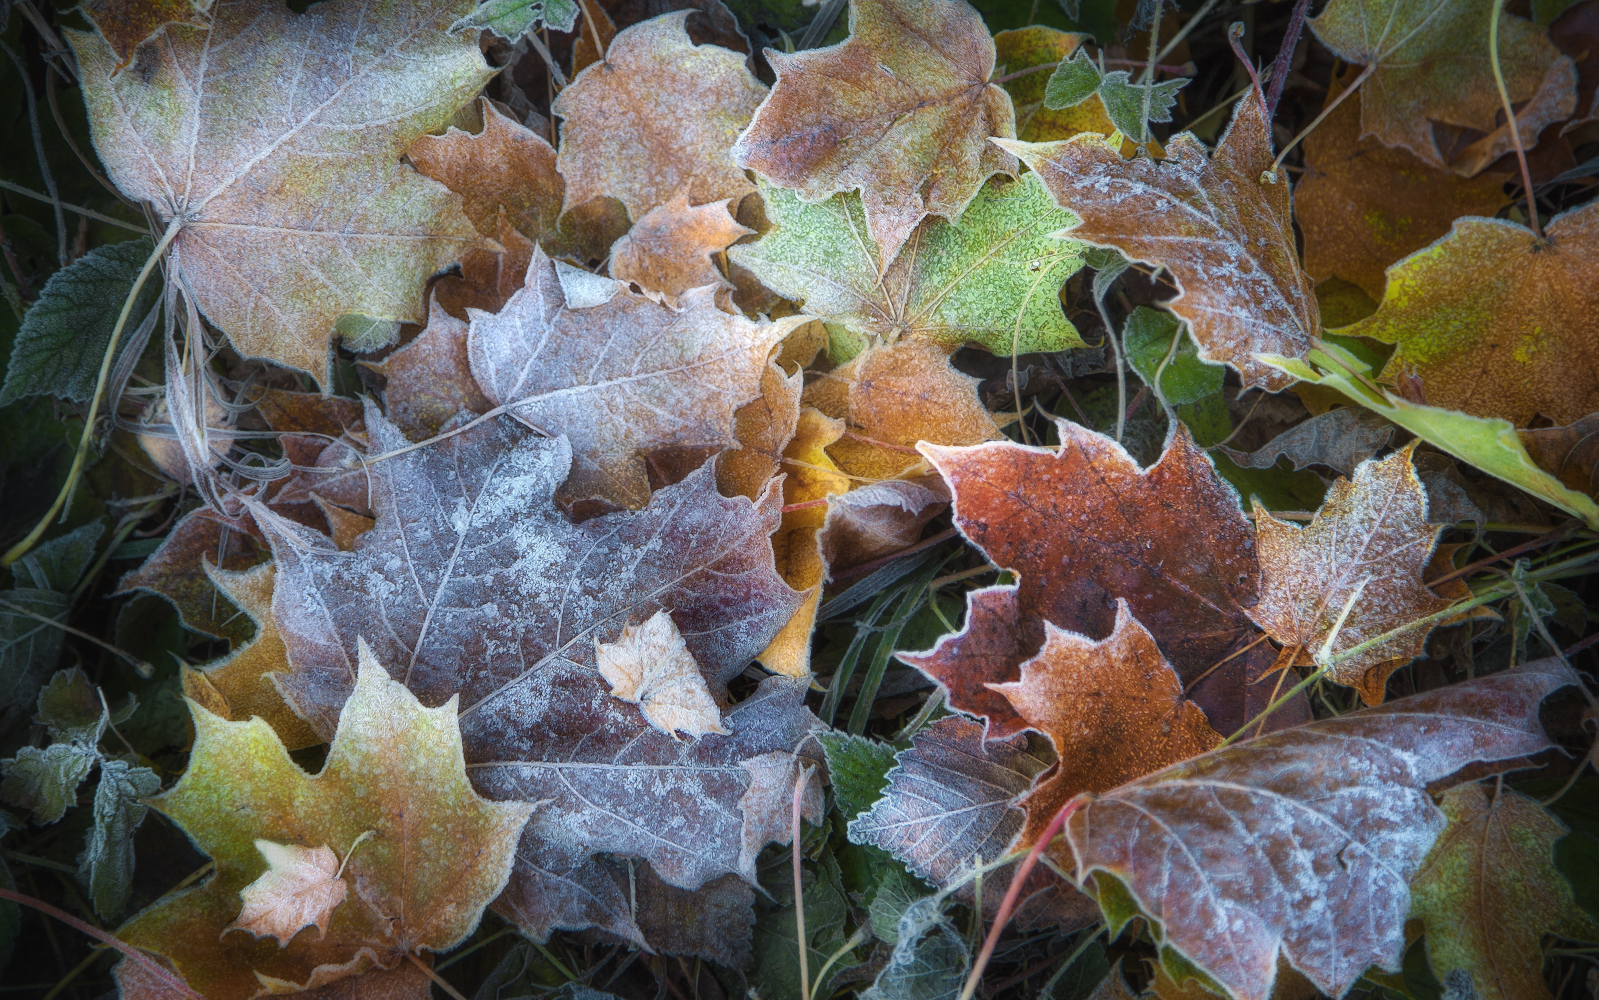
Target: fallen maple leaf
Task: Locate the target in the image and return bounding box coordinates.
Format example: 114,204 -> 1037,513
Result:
467,245 -> 807,509
989,600 -> 1222,848
80,0 -> 209,70
1248,446 -> 1457,704
608,190 -> 753,306
1341,203 -> 1599,426
1309,0 -> 1568,167
228,841 -> 349,947
1001,90 -> 1317,390
732,0 -> 1017,262
718,360 -> 803,502
1410,783 -> 1599,1000
730,174 -> 1087,357
595,609 -> 730,738
69,0 -> 491,382
905,420 -> 1275,739
116,643 -> 533,1000
1063,659 -> 1577,1000
552,11 -> 767,223
367,298 -> 492,442
1520,413 -> 1599,497
1296,80 -> 1509,302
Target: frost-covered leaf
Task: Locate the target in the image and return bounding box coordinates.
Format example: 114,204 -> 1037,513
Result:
732,0 -> 1017,261
467,245 -> 806,509
1410,783 -> 1599,1000
552,12 -> 766,223
0,238 -> 158,406
994,27 -> 1114,142
989,600 -> 1222,849
0,743 -> 98,824
1063,660 -> 1576,1000
1310,0 -> 1568,166
595,610 -> 729,739
34,666 -> 120,744
608,191 -> 752,306
1002,91 -> 1318,390
228,841 -> 347,946
862,897 -> 970,1000
367,299 -> 492,443
1218,407 -> 1394,476
116,645 -> 533,1000
1044,49 -> 1188,141
1248,447 -> 1455,704
731,174 -> 1087,357
69,0 -> 491,382
78,758 -> 160,921
1343,204 -> 1599,426
816,730 -> 897,821
905,421 -> 1286,741
451,0 -> 578,40
79,0 -> 209,70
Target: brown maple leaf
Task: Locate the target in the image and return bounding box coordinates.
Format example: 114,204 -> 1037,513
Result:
467,246 -> 808,510
904,420 -> 1280,740
1001,89 -> 1318,391
260,406 -> 816,946
69,0 -> 491,382
1296,79 -> 1508,302
552,11 -> 767,224
608,190 -> 753,306
1343,202 -> 1599,426
1520,413 -> 1599,497
1248,446 -> 1458,705
717,360 -> 803,502
989,600 -> 1222,848
367,298 -> 492,442
1062,660 -> 1575,1000
731,0 -> 1018,262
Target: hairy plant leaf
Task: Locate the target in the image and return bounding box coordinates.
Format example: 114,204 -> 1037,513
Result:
451,0 -> 579,39
467,245 -> 805,509
0,237 -> 158,406
994,26 -> 1115,142
1218,407 -> 1394,476
905,421 -> 1282,740
1410,783 -> 1599,1000
1341,204 -> 1599,426
1260,351 -> 1599,527
609,191 -> 752,306
0,742 -> 97,824
1063,660 -> 1576,1000
732,0 -> 1017,262
1044,49 -> 1188,141
553,12 -> 766,223
731,174 -> 1086,357
989,600 -> 1223,849
1297,83 -> 1509,302
115,644 -> 533,1000
1309,0 -> 1568,167
69,0 -> 491,382
1248,447 -> 1455,704
1001,91 -> 1318,390
78,759 -> 161,920
816,731 -> 897,821
862,897 -> 970,1000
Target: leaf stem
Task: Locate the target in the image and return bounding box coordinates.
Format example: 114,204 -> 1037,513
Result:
1489,0 -> 1543,238
2,218 -> 179,567
1268,63 -> 1373,178
810,924 -> 868,1000
0,887 -> 208,1000
1264,0 -> 1314,114
1140,0 -> 1164,144
405,953 -> 468,1000
792,764 -> 815,1000
1221,666 -> 1327,746
0,179 -> 150,235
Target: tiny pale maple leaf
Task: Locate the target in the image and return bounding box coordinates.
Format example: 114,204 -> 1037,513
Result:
228,841 -> 348,947
1000,89 -> 1318,391
732,0 -> 1017,262
596,610 -> 730,739
1246,445 -> 1458,704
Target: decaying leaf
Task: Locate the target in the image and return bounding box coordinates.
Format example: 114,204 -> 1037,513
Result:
69,0 -> 492,382
608,191 -> 753,306
1002,91 -> 1318,390
1520,413 -> 1599,497
732,0 -> 1017,262
552,12 -> 767,223
79,0 -> 210,70
989,600 -> 1223,847
730,174 -> 1087,358
1309,0 -> 1568,167
1343,203 -> 1599,426
228,841 -> 348,947
368,299 -> 492,442
718,360 -> 804,502
1296,82 -> 1509,302
904,420 -> 1270,739
1064,660 -> 1576,1000
1218,407 -> 1395,476
117,644 -> 533,1000
1247,447 -> 1456,704
1410,783 -> 1599,1000
595,610 -> 730,738
467,245 -> 807,509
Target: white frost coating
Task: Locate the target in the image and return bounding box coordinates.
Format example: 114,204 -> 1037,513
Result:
1065,660 -> 1575,1000
553,260 -> 620,308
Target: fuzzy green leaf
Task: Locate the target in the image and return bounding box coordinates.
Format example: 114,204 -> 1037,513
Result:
1123,307 -> 1225,405
450,0 -> 579,40
0,743 -> 98,824
77,758 -> 160,920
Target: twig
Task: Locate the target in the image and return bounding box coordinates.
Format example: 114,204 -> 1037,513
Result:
405,953 -> 469,1000
1185,632 -> 1272,693
0,888 -> 208,1000
1269,62 -> 1375,176
1426,525 -> 1573,587
792,765 -> 816,1000
1139,0 -> 1165,144
1147,0 -> 1223,77
0,598 -> 152,674
0,179 -> 150,235
1265,0 -> 1314,114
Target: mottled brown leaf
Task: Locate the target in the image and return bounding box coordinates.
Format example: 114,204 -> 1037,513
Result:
718,359 -> 802,502
1063,660 -> 1575,1000
1218,407 -> 1394,476
608,190 -> 753,306
79,0 -> 209,71
552,12 -> 766,223
1002,91 -> 1317,390
1520,413 -> 1599,497
368,298 -> 492,442
732,0 -> 1017,262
